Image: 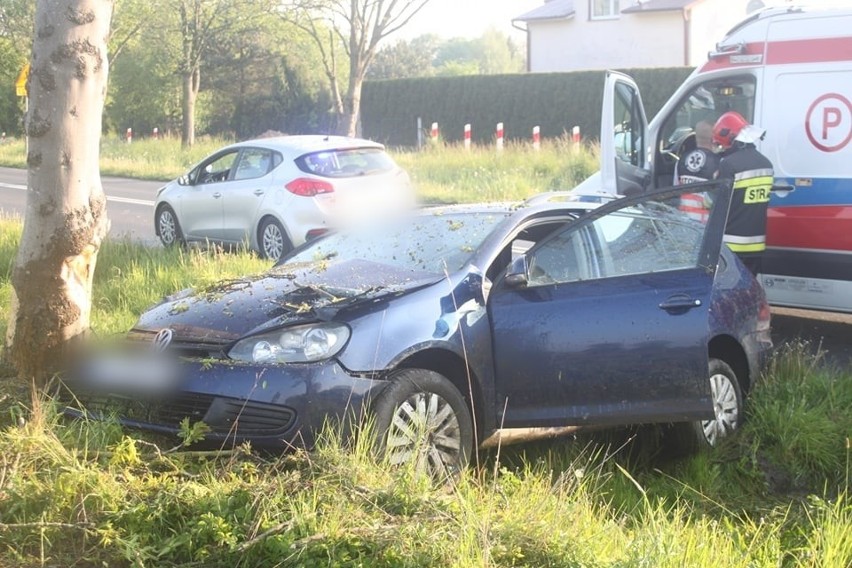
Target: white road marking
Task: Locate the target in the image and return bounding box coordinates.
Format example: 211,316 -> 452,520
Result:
0,181 -> 155,207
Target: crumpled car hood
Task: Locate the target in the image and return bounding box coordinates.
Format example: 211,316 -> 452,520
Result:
134,259 -> 441,341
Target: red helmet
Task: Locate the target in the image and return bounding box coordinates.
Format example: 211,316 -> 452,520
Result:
712,111 -> 749,150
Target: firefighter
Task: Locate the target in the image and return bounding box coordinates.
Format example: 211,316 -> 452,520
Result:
713,111 -> 774,276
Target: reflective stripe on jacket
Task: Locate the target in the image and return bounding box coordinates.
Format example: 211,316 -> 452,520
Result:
717,146 -> 773,254
679,193 -> 710,223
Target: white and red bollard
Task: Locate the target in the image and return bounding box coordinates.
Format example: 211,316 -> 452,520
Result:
464,123 -> 471,150
152,127 -> 159,140
572,125 -> 581,150
532,126 -> 541,151
126,127 -> 132,144
431,122 -> 439,142
496,122 -> 504,152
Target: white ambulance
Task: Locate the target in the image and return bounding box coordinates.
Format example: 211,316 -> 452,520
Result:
586,5 -> 852,313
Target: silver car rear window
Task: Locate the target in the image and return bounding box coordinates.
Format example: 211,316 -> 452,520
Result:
296,148 -> 396,178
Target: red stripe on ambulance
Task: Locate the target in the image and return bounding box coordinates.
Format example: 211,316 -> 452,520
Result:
767,206 -> 852,251
700,37 -> 852,72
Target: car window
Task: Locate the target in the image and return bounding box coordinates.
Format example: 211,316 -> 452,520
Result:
296,148 -> 396,178
233,148 -> 277,181
526,197 -> 716,286
196,150 -> 239,185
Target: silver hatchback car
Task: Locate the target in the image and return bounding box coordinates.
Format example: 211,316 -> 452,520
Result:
154,135 -> 415,260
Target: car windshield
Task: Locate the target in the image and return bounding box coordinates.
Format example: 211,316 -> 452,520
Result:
284,210 -> 510,275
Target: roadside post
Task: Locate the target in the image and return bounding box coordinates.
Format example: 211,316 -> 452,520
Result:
533,126 -> 541,151
496,122 -> 504,152
464,123 -> 471,150
572,125 -> 581,151
126,128 -> 132,144
431,122 -> 439,143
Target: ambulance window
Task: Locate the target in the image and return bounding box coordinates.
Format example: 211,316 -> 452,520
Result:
660,76 -> 756,153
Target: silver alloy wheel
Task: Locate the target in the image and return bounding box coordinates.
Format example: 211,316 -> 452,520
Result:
158,208 -> 177,245
385,391 -> 463,479
261,221 -> 285,260
701,371 -> 739,446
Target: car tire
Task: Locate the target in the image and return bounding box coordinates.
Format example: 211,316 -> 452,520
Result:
258,217 -> 292,261
371,369 -> 474,480
156,205 -> 184,248
673,358 -> 743,453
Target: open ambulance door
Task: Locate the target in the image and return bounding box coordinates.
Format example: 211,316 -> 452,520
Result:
601,71 -> 652,197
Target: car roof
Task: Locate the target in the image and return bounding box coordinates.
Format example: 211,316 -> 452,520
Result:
226,135 -> 385,158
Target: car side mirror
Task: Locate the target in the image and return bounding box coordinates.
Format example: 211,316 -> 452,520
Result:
177,175 -> 189,186
504,255 -> 529,288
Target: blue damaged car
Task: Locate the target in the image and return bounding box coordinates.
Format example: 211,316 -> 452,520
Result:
63,182 -> 772,478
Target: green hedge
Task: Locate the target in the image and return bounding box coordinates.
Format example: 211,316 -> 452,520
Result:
361,67 -> 693,147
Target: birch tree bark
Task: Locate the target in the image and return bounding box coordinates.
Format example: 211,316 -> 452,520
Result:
6,0 -> 112,384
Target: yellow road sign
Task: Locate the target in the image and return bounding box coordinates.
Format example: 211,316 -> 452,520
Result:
15,63 -> 29,97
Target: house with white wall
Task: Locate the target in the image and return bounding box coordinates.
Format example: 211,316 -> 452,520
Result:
513,0 -> 757,72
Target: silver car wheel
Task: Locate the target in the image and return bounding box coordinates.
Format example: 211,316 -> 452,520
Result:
261,219 -> 285,261
385,391 -> 463,479
701,371 -> 739,446
373,369 -> 473,481
157,206 -> 181,247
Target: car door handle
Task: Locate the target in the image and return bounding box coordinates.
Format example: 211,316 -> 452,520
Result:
253,189 -> 265,196
212,192 -> 222,199
659,295 -> 702,311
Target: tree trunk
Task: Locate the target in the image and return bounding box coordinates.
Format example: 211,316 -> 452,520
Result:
339,68 -> 364,137
6,0 -> 113,385
181,68 -> 198,148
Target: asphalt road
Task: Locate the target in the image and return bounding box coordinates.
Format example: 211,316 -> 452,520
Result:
0,166 -> 849,369
0,166 -> 163,243
770,307 -> 852,369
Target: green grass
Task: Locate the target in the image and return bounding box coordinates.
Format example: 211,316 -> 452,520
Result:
0,178 -> 850,565
394,137 -> 599,203
0,136 -> 228,181
0,135 -> 598,203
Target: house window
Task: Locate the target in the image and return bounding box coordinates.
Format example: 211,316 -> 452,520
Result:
591,0 -> 619,19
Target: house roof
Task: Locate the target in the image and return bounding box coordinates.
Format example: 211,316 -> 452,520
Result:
513,0 -> 575,22
621,0 -> 702,14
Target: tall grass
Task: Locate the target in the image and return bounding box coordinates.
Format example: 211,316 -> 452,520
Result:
0,389 -> 848,566
0,209 -> 849,565
0,135 -> 599,203
0,221 -> 270,339
394,137 -> 600,203
0,135 -> 228,181
0,123 -> 848,566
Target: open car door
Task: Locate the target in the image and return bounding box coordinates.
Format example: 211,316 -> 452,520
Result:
489,181 -> 733,429
601,71 -> 651,197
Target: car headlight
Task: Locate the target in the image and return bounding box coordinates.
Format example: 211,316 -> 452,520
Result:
227,323 -> 350,364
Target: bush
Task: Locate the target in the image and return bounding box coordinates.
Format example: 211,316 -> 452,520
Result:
362,67 -> 693,147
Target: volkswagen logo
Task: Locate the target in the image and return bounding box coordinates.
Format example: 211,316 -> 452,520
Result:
152,328 -> 174,353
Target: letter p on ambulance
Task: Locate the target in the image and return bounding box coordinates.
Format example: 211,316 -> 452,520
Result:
823,107 -> 841,140
805,93 -> 852,153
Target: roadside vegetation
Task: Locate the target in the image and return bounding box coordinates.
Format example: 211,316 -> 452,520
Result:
0,135 -> 598,204
0,221 -> 849,566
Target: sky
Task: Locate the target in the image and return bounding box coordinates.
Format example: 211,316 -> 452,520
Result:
402,0 -> 543,40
